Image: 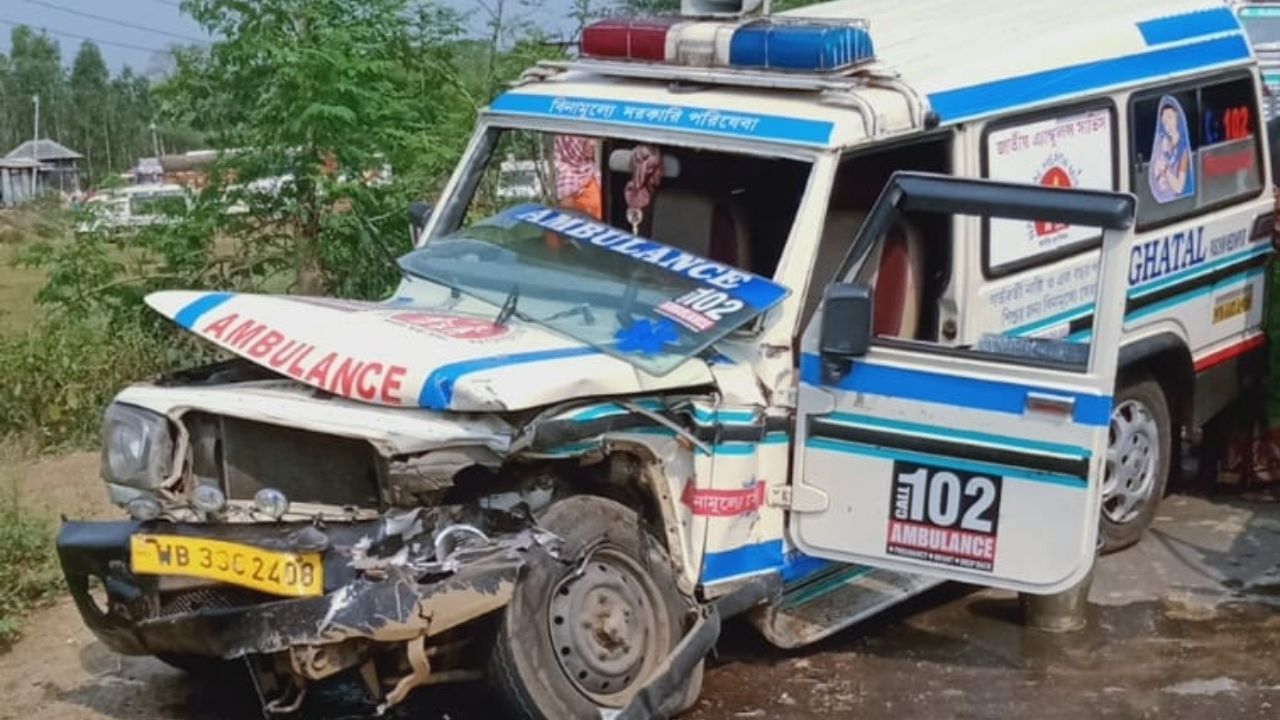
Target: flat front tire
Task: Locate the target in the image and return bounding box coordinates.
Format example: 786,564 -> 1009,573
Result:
486,495 -> 701,719
1100,376 -> 1171,553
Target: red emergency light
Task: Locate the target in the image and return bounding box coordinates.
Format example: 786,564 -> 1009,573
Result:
581,17 -> 682,62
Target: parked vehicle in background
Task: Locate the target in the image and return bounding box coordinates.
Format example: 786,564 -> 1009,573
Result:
77,184 -> 191,234
496,157 -> 548,201
54,1 -> 1273,718
1236,2 -> 1280,117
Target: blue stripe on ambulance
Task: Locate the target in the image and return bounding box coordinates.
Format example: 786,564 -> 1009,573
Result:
1128,244 -> 1272,301
798,354 -> 1112,426
417,346 -> 601,409
805,436 -> 1088,489
701,538 -> 785,583
1136,7 -> 1240,46
173,292 -> 235,329
700,540 -> 860,587
821,412 -> 1090,459
1063,265 -> 1268,343
928,33 -> 1250,123
1004,303 -> 1095,339
489,93 -> 835,147
1127,266 -> 1267,323
1004,245 -> 1272,339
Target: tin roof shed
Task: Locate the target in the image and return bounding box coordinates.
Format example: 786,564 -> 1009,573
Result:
5,138 -> 83,162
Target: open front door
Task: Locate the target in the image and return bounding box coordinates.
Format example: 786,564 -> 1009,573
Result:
790,173 -> 1136,595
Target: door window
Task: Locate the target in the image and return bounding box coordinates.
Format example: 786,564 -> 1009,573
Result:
807,138 -> 951,339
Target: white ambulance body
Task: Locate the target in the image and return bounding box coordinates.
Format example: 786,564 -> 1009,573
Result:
60,1 -> 1273,716
442,0 -> 1272,570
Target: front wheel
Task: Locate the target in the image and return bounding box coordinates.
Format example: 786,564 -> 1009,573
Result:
486,495 -> 701,719
1099,376 -> 1171,553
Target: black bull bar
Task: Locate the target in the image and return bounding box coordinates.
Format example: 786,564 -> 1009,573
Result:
56,520 -> 522,659
57,519 -> 779,718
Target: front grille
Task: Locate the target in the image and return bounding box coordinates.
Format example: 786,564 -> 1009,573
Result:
186,413 -> 383,508
155,587 -> 274,619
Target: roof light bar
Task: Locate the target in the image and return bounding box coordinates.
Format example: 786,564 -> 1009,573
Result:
580,17 -> 875,74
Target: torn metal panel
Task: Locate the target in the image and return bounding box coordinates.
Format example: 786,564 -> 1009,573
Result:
57,516 -> 556,661
608,436 -> 705,596
385,447 -> 503,506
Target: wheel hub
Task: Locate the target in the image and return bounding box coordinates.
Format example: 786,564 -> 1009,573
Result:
549,552 -> 653,698
1103,398 -> 1159,524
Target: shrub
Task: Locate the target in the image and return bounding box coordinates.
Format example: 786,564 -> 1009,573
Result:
0,494 -> 60,648
0,198 -> 69,246
0,317 -> 188,449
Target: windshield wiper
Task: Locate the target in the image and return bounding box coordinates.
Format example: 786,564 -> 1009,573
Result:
494,284 -> 520,326
541,303 -> 596,325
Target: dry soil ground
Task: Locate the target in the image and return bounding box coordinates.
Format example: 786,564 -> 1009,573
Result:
3,453 -> 1279,720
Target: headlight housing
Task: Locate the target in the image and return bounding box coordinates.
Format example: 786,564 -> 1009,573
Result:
101,403 -> 174,489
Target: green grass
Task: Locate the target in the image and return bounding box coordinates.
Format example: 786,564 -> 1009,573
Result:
0,477 -> 61,650
0,203 -> 65,335
0,244 -> 46,335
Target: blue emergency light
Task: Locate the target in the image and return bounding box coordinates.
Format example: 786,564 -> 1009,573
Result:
728,22 -> 874,71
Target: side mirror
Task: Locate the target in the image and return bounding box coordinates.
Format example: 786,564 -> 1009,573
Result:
407,201 -> 434,243
819,283 -> 873,378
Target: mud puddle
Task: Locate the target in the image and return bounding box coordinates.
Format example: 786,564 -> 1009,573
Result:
687,589 -> 1280,720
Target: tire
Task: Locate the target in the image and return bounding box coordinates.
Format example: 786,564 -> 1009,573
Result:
1099,375 -> 1172,553
486,495 -> 702,719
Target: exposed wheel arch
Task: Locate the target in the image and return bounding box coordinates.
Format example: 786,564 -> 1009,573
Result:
1118,332 -> 1193,430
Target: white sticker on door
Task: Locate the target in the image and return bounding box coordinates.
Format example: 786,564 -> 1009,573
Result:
886,461 -> 1003,572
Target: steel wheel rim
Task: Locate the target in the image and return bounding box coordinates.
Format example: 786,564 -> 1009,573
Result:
547,546 -> 667,705
1103,398 -> 1160,524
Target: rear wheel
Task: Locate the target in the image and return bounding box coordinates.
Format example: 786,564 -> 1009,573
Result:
486,495 -> 701,719
1100,376 -> 1171,553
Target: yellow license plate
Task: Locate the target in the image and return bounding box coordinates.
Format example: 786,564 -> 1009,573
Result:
130,534 -> 323,597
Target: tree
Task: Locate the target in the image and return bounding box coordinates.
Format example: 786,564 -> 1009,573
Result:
0,26 -> 200,184
69,42 -> 110,177
151,0 -> 476,295
4,27 -> 62,154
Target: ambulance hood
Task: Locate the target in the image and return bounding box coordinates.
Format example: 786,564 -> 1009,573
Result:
146,290 -> 717,413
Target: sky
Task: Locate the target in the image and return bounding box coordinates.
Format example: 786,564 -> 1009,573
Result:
0,0 -> 576,75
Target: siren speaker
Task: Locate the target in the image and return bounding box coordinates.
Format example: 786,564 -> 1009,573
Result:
680,0 -> 768,17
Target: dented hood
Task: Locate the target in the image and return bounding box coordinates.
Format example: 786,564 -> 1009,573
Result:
147,290 -> 715,412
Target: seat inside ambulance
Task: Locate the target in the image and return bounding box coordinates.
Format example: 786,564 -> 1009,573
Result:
603,142 -> 808,278
807,140 -> 952,342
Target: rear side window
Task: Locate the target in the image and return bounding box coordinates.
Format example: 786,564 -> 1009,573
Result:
1130,75 -> 1264,229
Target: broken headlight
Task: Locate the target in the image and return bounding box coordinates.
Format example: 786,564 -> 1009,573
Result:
101,403 -> 174,489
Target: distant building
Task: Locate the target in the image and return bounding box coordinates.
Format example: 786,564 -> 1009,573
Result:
0,156 -> 42,208
3,139 -> 83,200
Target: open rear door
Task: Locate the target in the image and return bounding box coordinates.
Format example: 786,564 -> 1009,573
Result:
790,173 -> 1136,595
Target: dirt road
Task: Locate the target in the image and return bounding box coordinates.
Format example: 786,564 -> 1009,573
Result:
3,453 -> 1278,720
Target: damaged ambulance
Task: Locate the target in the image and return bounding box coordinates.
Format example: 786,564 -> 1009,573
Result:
57,0 -> 1272,717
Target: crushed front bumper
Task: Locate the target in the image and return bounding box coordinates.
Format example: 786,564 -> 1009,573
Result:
57,519 -> 529,660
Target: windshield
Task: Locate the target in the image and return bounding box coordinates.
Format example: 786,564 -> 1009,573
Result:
1240,6 -> 1280,45
130,192 -> 186,216
401,128 -> 809,375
